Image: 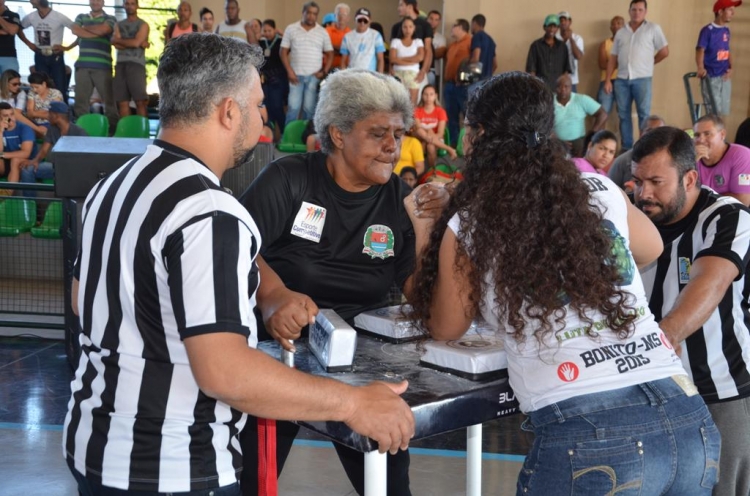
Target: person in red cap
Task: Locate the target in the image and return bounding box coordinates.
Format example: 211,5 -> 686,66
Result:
696,0 -> 741,116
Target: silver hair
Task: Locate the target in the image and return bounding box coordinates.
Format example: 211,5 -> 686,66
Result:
334,3 -> 350,15
158,34 -> 263,128
314,70 -> 414,154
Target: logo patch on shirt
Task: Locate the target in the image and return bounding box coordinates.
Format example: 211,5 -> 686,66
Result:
362,224 -> 395,259
678,257 -> 691,284
714,174 -> 725,186
557,362 -> 580,382
739,174 -> 750,186
290,201 -> 327,243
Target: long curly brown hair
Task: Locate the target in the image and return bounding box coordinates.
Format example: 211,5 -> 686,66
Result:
409,72 -> 636,343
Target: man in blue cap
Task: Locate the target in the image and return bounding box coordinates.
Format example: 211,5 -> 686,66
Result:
526,14 -> 572,89
18,101 -> 88,191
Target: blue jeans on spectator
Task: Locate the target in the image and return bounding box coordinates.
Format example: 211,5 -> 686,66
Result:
517,377 -> 720,495
444,82 -> 468,147
263,80 -> 288,134
69,462 -> 242,496
597,80 -> 616,115
34,52 -> 68,101
0,56 -> 19,74
614,77 -> 652,150
285,74 -> 320,125
20,161 -> 54,198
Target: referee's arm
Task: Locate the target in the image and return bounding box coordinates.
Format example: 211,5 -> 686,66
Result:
658,257 -> 739,351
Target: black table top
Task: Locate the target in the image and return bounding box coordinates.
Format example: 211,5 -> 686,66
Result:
258,336 -> 519,453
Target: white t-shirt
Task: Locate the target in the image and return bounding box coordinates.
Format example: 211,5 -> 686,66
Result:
391,38 -> 423,72
281,22 -> 333,76
556,32 -> 584,85
611,20 -> 668,79
448,174 -> 686,413
21,10 -> 74,48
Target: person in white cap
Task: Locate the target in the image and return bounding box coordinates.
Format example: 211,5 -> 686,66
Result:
556,11 -> 583,92
340,7 -> 385,72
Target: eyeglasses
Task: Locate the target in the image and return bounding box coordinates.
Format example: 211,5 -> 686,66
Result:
357,18 -> 369,23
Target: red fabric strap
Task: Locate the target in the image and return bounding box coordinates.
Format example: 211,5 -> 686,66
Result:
257,418 -> 278,496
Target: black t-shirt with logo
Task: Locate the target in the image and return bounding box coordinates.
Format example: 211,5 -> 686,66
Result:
0,8 -> 21,57
240,152 -> 415,332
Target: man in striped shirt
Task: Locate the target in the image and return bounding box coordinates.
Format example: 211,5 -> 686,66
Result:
71,0 -> 119,133
64,34 -> 414,495
633,127 -> 750,496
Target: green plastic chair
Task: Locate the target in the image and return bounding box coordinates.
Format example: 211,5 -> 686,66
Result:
277,119 -> 308,153
31,201 -> 62,239
0,199 -> 36,236
76,113 -> 108,137
114,115 -> 150,138
437,128 -> 451,157
456,127 -> 467,157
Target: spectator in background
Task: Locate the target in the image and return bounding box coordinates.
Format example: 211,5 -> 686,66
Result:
340,8 -> 385,73
608,114 -> 665,191
0,69 -> 45,135
370,21 -> 389,69
26,72 -> 63,129
248,18 -> 262,42
112,0 -> 150,118
321,12 -> 335,28
260,19 -> 287,136
390,17 -> 424,104
0,101 -> 37,185
554,74 -> 607,157
216,0 -> 253,43
19,0 -> 74,102
199,7 -> 213,32
605,0 -> 669,150
0,0 -> 21,73
391,0 -> 433,97
326,3 -> 350,70
598,16 -> 624,115
399,166 -> 418,188
737,118 -> 750,148
469,14 -> 497,85
394,131 -> 425,176
72,0 -> 119,132
414,84 -> 447,168
426,10 -> 446,88
443,19 -> 471,146
694,114 -> 750,206
19,101 -> 87,189
696,0 -> 741,117
571,129 -> 618,174
281,2 -> 332,124
526,14 -> 571,89
165,1 -> 198,42
556,11 -> 583,92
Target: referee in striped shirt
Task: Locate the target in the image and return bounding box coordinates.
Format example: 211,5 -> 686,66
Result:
633,127 -> 750,496
64,34 -> 414,495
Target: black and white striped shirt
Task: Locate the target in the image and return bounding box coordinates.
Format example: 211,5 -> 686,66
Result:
641,187 -> 750,403
63,141 -> 261,492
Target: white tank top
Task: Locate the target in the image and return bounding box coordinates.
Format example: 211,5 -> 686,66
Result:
448,173 -> 687,412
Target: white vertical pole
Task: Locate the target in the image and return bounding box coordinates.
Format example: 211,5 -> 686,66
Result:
466,423 -> 483,496
364,449 -> 388,496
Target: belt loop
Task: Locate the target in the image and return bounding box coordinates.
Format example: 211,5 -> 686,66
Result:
552,403 -> 565,423
638,382 -> 658,406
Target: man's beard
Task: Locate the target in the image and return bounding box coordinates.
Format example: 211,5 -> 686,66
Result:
636,184 -> 687,226
231,112 -> 256,170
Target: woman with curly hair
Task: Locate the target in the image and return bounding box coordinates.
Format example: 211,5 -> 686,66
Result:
407,72 -> 720,495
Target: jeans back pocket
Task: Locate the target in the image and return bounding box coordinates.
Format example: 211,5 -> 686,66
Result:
700,419 -> 721,489
570,437 -> 644,495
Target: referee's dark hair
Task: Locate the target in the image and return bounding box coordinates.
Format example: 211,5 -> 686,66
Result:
632,126 -> 696,179
157,34 -> 263,129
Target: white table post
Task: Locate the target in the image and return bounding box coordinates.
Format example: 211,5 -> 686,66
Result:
364,449 -> 388,496
466,423 -> 483,496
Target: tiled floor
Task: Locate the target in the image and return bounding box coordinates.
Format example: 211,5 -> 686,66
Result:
0,337 -> 532,495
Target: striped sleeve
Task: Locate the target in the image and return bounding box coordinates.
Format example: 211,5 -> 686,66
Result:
696,205 -> 750,280
164,212 -> 257,339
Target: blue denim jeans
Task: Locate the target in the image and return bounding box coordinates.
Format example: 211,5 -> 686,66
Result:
70,463 -> 242,496
285,74 -> 320,125
34,52 -> 68,101
443,82 -> 468,147
597,80 -> 616,115
614,77 -> 652,150
263,80 -> 288,134
517,377 -> 720,495
0,56 -> 19,74
20,161 -> 54,198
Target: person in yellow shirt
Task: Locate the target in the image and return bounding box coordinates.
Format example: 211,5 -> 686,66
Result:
394,134 -> 424,176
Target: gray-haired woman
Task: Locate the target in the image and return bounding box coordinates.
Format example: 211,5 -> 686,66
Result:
239,69 -> 447,496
